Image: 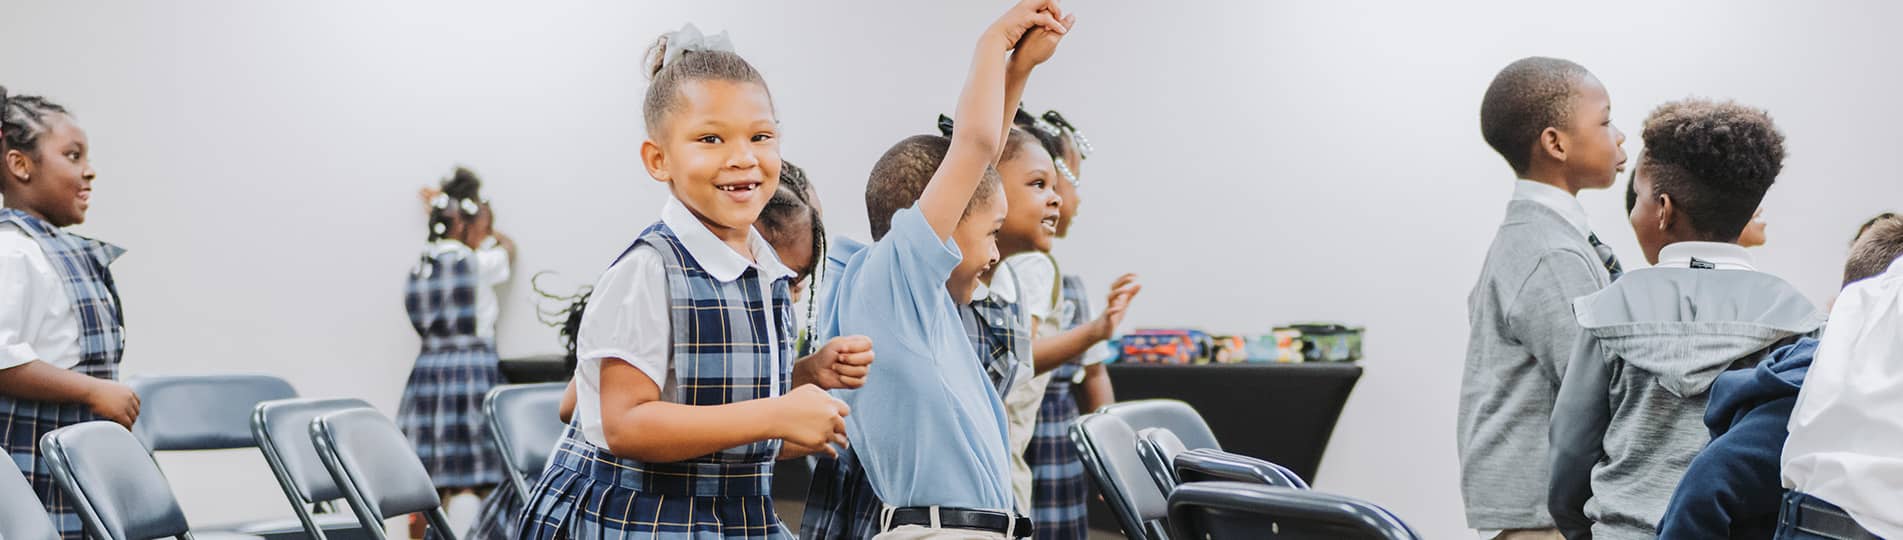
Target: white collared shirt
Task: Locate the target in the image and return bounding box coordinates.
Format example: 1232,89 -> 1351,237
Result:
572,197 -> 795,447
1781,256 -> 1903,539
0,223 -> 85,371
1655,241 -> 1757,271
1512,180 -> 1591,238
427,239 -> 512,342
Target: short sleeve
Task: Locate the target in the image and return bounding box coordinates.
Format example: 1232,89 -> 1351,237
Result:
576,245 -> 671,390
0,249 -> 39,370
476,244 -> 512,287
840,207 -> 963,334
1004,253 -> 1058,323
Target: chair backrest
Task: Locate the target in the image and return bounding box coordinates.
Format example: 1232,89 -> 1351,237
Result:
1136,427 -> 1188,495
39,421 -> 191,540
253,398 -> 372,539
1167,482 -> 1419,540
1174,448 -> 1310,490
1099,400 -> 1220,451
311,408 -> 453,540
0,459 -> 59,540
1072,413 -> 1170,540
129,374 -> 298,451
483,383 -> 566,498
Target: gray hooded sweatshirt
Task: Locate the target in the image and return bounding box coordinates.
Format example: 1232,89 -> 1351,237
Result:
1548,266 -> 1825,540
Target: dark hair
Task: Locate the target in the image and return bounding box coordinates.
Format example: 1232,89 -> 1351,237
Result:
531,273 -> 591,372
1481,57 -> 1594,175
864,134 -> 1002,240
760,161 -> 825,281
1845,213 -> 1903,286
0,86 -> 72,162
1014,108 -> 1071,160
428,166 -> 484,242
1638,98 -> 1786,241
642,31 -> 769,138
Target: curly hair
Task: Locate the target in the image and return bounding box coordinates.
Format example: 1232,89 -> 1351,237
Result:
1480,57 -> 1594,175
1637,98 -> 1786,241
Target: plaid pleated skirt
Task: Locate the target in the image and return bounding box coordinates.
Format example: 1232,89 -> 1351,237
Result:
1026,373 -> 1089,540
517,437 -> 791,540
396,343 -> 504,490
1,397 -> 97,540
467,483 -> 523,540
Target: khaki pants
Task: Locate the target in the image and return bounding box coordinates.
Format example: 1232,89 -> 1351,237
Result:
1491,529 -> 1563,540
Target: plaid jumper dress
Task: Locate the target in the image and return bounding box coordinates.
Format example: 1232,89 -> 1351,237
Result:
0,208 -> 126,540
799,292 -> 1029,539
1027,275 -> 1093,539
517,222 -> 796,540
399,244 -> 504,490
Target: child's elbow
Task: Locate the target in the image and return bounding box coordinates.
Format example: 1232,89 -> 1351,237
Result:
952,129 -> 1001,163
603,428 -> 667,462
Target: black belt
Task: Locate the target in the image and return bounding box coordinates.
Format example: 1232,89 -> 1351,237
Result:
1793,499 -> 1883,540
884,507 -> 1032,538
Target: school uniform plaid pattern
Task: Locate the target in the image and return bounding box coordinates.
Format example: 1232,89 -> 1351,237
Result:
517,222 -> 795,540
399,248 -> 504,490
467,480 -> 524,540
0,209 -> 126,540
1027,275 -> 1093,539
799,296 -> 1029,539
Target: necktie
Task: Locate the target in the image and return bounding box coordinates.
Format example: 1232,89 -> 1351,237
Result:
1588,232 -> 1624,282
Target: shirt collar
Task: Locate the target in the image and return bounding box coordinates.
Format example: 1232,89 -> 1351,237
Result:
660,197 -> 795,283
1657,241 -> 1757,271
428,239 -> 471,256
1512,180 -> 1591,238
974,261 -> 1016,305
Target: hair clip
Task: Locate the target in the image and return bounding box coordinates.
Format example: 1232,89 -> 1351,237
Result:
430,193 -> 451,210
1042,110 -> 1093,158
936,114 -> 955,138
663,23 -> 736,69
459,198 -> 481,215
1054,158 -> 1080,186
432,222 -> 448,235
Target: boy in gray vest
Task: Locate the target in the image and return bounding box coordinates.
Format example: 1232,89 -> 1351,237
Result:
1460,57 -> 1628,540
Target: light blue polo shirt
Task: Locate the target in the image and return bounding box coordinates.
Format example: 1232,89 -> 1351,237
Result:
818,207 -> 1016,512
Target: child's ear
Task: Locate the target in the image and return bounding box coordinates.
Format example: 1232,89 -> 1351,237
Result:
5,149 -> 32,184
1657,193 -> 1678,232
1539,127 -> 1567,163
640,139 -> 670,184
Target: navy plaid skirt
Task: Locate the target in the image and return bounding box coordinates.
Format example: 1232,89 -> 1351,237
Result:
517,436 -> 790,540
1027,375 -> 1088,540
396,343 -> 503,490
1,397 -> 98,540
467,483 -> 523,540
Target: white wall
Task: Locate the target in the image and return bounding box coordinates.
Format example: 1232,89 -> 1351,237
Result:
4,1 -> 1899,537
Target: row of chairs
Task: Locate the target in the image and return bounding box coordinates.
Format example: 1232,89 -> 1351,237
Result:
1072,400 -> 1420,539
0,375 -> 570,540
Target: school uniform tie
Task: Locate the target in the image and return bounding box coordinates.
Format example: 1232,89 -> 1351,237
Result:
1588,232 -> 1624,282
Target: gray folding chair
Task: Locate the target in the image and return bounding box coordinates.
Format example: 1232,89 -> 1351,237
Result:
1099,400 -> 1219,451
310,408 -> 455,540
1174,448 -> 1310,490
40,421 -> 262,540
1136,427 -> 1189,495
253,398 -> 379,540
483,383 -> 566,498
1072,413 -> 1170,540
1,458 -> 59,540
1166,482 -> 1419,539
127,375 -> 361,540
